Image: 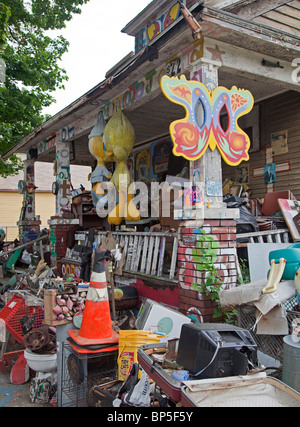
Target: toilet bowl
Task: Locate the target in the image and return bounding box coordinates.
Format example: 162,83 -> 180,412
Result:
24,349 -> 57,373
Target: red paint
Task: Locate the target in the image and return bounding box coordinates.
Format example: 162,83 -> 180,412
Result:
131,278 -> 179,308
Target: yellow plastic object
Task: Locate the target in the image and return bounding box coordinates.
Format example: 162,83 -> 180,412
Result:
88,113 -> 112,199
295,267 -> 300,293
118,330 -> 164,381
104,111 -> 140,225
262,258 -> 286,294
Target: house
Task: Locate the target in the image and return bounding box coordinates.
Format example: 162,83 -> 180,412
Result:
1,0 -> 300,321
0,161 -> 91,241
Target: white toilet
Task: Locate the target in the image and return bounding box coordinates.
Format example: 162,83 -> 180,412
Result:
24,349 -> 57,374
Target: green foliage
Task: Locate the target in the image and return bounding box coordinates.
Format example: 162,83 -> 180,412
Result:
237,258 -> 250,284
191,231 -> 238,324
0,0 -> 89,176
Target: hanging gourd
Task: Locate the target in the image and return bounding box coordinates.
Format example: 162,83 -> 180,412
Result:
104,111 -> 140,225
88,112 -> 112,207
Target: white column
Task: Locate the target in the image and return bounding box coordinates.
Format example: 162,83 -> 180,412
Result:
190,58 -> 225,209
55,141 -> 71,217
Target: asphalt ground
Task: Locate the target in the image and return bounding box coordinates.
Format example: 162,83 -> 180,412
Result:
0,368 -> 52,407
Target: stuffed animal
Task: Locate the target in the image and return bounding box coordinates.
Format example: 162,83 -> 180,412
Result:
104,111 -> 140,225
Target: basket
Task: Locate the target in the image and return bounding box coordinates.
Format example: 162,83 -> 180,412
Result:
0,295 -> 44,344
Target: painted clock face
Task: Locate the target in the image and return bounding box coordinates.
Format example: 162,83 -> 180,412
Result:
18,180 -> 26,194
52,181 -> 59,195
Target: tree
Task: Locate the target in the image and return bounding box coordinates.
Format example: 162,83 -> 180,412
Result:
0,0 -> 89,177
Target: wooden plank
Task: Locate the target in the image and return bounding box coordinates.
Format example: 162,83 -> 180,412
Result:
130,235 -> 139,271
123,235 -> 129,258
146,236 -> 155,275
289,1 -> 300,11
157,237 -> 166,277
264,10 -> 300,30
140,236 -> 149,274
254,15 -> 300,36
151,236 -> 161,275
133,235 -> 143,272
125,235 -> 134,270
277,5 -> 300,19
169,236 -> 178,280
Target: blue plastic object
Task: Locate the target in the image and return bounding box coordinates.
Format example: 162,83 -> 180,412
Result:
269,243 -> 300,280
171,370 -> 190,382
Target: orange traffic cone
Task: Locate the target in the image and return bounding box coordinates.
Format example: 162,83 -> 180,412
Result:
68,248 -> 119,350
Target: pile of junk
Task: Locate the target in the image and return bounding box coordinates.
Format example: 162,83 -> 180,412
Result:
1,230 -> 300,407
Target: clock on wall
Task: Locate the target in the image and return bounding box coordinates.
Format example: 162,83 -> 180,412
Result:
52,181 -> 59,195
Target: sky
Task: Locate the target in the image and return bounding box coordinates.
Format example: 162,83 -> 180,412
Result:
43,0 -> 153,117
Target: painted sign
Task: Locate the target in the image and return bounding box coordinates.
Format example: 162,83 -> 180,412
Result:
151,137 -> 173,178
34,38 -> 204,155
135,2 -> 181,53
160,75 -> 254,166
136,149 -> 151,182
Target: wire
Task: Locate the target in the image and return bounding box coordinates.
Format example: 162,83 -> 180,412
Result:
191,341 -> 221,378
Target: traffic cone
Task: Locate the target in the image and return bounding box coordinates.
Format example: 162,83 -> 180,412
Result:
68,248 -> 119,348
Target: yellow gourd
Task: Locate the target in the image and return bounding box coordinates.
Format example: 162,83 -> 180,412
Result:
104,111 -> 140,225
88,112 -> 112,206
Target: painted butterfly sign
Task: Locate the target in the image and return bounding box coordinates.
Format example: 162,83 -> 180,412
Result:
160,75 -> 254,166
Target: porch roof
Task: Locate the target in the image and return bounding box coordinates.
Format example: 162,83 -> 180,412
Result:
2,1 -> 300,164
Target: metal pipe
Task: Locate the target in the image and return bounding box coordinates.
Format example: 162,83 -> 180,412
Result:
0,234 -> 48,258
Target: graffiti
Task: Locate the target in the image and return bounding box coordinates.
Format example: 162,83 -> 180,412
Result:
35,38 -> 204,151
38,133 -> 56,155
161,75 -> 254,166
98,38 -> 204,121
135,2 -> 181,53
178,226 -> 237,292
62,263 -> 81,279
61,124 -> 75,142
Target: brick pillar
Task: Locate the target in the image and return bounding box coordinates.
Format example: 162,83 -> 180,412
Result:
178,219 -> 237,323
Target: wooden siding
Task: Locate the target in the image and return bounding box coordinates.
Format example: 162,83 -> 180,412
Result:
0,192 -> 56,241
219,0 -> 300,39
251,1 -> 300,38
222,90 -> 300,200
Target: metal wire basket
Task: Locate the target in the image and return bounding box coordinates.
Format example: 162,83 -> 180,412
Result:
238,296 -> 300,376
60,343 -> 118,407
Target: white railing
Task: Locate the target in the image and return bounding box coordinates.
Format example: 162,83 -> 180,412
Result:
67,230 -> 179,282
107,232 -> 178,281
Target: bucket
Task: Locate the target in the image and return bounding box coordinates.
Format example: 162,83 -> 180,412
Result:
282,335 -> 300,393
118,330 -> 164,381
